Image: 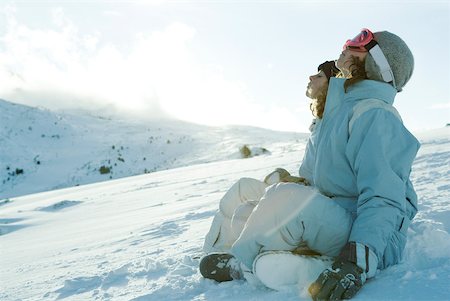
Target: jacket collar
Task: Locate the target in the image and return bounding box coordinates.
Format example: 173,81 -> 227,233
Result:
324,78 -> 397,117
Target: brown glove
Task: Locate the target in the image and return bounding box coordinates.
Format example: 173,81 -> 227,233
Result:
264,168 -> 310,186
281,175 -> 310,186
264,168 -> 291,185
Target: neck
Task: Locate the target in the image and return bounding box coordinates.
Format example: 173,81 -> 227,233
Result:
341,69 -> 352,78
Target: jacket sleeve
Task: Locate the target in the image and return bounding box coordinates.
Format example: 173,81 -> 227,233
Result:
299,136 -> 315,184
344,109 -> 419,264
299,120 -> 321,184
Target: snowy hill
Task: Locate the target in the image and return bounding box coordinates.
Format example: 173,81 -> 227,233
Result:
0,120 -> 449,300
0,99 -> 307,199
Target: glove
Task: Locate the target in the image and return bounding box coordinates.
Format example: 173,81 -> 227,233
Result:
308,242 -> 376,300
263,168 -> 291,185
281,175 -> 310,186
264,168 -> 310,186
308,258 -> 365,300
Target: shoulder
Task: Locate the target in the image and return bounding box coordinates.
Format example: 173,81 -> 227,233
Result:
349,99 -> 402,134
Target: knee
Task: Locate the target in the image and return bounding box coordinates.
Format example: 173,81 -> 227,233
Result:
265,182 -> 312,199
260,183 -> 317,207
236,177 -> 268,199
220,178 -> 265,218
236,177 -> 265,189
231,203 -> 256,238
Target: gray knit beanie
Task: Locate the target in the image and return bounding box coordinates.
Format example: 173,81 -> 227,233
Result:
365,31 -> 414,92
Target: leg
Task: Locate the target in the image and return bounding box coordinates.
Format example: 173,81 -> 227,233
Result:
219,177 -> 268,218
231,201 -> 258,241
230,183 -> 353,270
203,178 -> 268,253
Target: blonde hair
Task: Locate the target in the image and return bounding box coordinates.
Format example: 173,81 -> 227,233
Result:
310,56 -> 366,118
343,56 -> 367,92
309,83 -> 329,119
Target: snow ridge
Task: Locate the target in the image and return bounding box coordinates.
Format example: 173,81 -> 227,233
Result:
0,99 -> 307,199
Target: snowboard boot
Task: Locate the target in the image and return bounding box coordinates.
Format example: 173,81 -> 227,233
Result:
199,253 -> 243,282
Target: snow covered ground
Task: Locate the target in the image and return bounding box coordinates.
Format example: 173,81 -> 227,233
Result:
1,99 -> 305,199
0,100 -> 449,300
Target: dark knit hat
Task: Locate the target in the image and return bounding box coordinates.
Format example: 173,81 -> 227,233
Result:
365,31 -> 414,92
318,60 -> 340,80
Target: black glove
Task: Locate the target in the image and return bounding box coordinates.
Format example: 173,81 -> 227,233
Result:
308,259 -> 365,300
309,242 -> 371,300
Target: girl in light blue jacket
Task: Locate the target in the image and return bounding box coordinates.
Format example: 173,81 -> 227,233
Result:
201,29 -> 419,300
202,61 -> 340,255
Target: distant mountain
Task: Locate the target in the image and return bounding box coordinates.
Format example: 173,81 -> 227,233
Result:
0,99 -> 308,198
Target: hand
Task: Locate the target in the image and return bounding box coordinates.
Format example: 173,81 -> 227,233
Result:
281,175 -> 310,186
264,168 -> 291,184
264,168 -> 310,186
308,259 -> 365,300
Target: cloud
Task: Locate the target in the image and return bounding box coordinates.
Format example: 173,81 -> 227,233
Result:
102,10 -> 122,17
0,8 -> 305,131
0,10 -> 196,118
0,10 -> 227,118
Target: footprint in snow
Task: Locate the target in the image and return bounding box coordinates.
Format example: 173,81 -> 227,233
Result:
140,221 -> 187,239
184,210 -> 216,220
54,276 -> 102,299
53,265 -> 130,299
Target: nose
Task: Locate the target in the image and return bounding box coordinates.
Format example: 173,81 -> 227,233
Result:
309,75 -> 314,81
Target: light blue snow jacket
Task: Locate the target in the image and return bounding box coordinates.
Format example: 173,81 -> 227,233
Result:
299,77 -> 420,269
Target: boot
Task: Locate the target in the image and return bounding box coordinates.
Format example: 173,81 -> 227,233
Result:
199,253 -> 243,282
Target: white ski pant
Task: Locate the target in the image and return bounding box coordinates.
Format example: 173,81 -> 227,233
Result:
230,182 -> 353,270
203,178 -> 269,253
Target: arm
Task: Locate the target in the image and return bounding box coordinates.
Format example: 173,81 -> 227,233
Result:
345,109 -> 419,262
309,109 -> 419,300
299,118 -> 322,185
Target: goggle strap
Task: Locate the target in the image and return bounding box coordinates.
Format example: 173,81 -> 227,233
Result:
364,40 -> 378,51
368,44 -> 396,88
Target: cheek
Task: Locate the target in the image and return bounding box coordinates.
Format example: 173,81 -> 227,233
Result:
337,54 -> 353,71
354,51 -> 368,61
318,82 -> 328,95
336,56 -> 345,69
307,84 -> 317,97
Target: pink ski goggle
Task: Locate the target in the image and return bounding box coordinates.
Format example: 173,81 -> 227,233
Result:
342,28 -> 396,87
343,28 -> 377,52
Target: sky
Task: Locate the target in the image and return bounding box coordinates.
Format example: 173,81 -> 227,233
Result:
0,0 -> 449,133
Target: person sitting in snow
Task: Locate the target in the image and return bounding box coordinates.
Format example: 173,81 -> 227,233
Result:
202,60 -> 340,255
200,28 -> 420,301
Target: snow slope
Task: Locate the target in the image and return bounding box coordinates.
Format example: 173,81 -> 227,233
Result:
1,124 -> 449,300
0,99 -> 306,199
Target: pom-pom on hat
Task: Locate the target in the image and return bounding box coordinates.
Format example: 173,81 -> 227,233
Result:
365,31 -> 414,92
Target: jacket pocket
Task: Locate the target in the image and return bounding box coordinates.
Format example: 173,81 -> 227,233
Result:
382,216 -> 410,268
